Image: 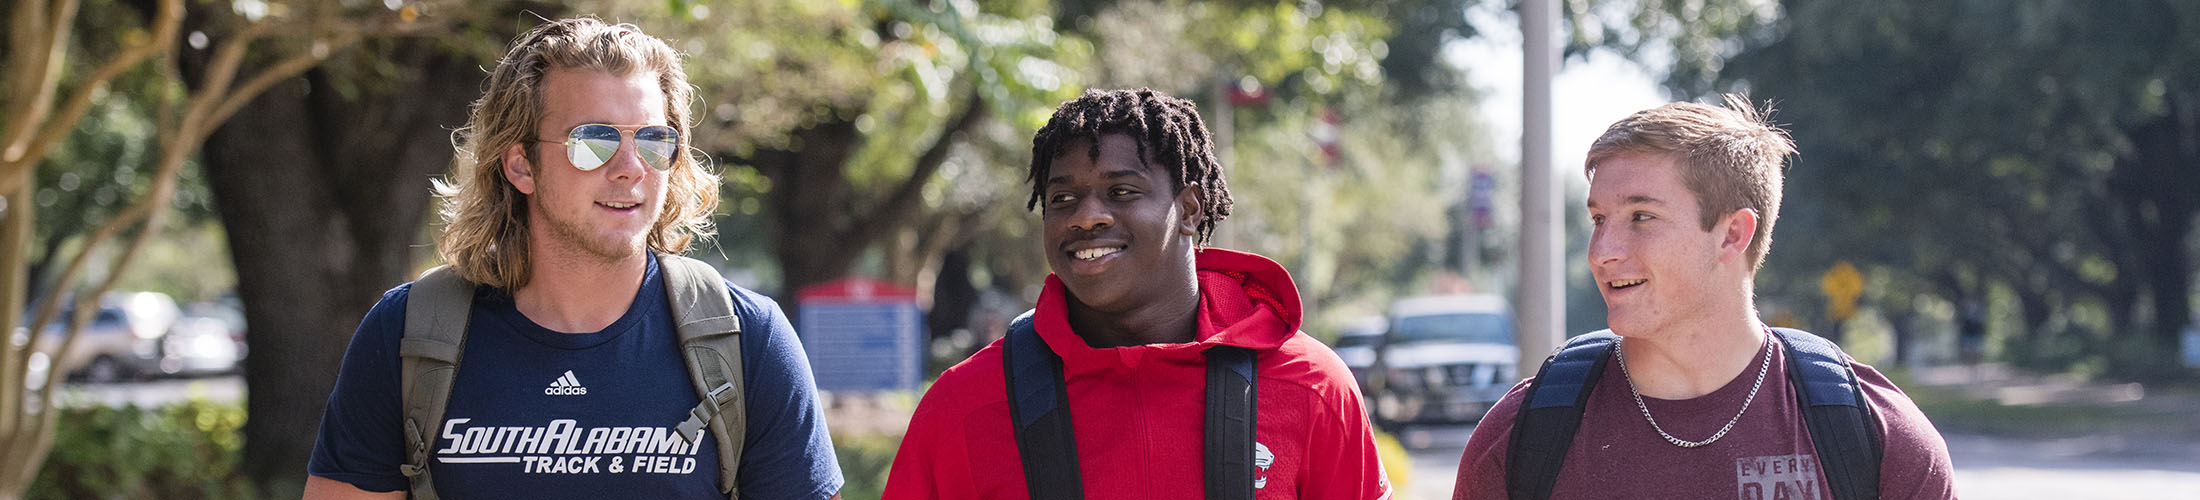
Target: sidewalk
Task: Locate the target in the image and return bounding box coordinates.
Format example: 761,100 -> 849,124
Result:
1902,363 -> 2200,441
1904,364 -> 2200,499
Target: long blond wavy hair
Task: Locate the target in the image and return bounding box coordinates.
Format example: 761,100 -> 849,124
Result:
437,17 -> 719,290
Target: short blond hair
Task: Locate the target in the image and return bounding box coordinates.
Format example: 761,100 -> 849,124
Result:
437,17 -> 719,289
1586,93 -> 1795,271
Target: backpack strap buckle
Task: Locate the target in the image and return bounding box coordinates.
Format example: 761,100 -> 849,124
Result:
675,381 -> 737,443
399,417 -> 431,478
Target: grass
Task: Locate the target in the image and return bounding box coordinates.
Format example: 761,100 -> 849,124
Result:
1889,370 -> 2200,440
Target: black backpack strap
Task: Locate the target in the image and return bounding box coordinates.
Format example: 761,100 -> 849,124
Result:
1505,330 -> 1619,500
398,266 -> 478,500
1770,328 -> 1882,500
1002,310 -> 1083,500
1203,345 -> 1258,500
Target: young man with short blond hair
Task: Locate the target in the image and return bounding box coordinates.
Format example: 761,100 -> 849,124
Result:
1452,95 -> 1955,500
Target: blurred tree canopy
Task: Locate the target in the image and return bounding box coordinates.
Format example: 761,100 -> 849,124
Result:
30,0 -> 1921,495
1675,0 -> 2199,377
602,0 -> 1505,340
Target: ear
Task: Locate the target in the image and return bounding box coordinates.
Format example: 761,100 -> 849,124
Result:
1175,182 -> 1203,236
503,143 -> 538,195
1718,208 -> 1758,262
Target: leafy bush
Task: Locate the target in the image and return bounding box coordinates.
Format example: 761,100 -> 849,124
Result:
29,399 -> 254,500
832,432 -> 901,500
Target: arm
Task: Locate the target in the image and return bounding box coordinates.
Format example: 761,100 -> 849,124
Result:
1853,363 -> 1957,499
1301,377 -> 1394,499
305,287 -> 416,495
729,288 -> 847,499
303,475 -> 404,500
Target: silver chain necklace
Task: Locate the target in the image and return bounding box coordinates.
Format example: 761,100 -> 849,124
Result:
1613,335 -> 1774,448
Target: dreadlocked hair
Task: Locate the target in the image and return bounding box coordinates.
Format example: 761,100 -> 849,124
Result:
1026,88 -> 1234,244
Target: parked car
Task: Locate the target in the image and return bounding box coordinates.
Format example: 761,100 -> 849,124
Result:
32,291 -> 242,383
1368,294 -> 1519,427
1327,315 -> 1387,396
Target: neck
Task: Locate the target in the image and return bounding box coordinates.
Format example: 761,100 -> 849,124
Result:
1618,300 -> 1767,400
1066,279 -> 1202,349
512,243 -> 648,334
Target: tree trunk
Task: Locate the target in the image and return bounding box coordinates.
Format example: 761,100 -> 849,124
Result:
196,41 -> 483,495
2119,97 -> 2199,366
746,94 -> 985,299
928,247 -> 977,341
2016,285 -> 2053,341
755,118 -> 868,297
1884,303 -> 1915,369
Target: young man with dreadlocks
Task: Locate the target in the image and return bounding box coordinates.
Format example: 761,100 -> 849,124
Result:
883,88 -> 1390,499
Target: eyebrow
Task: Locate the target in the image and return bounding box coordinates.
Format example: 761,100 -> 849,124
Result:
1586,194 -> 1666,209
1045,169 -> 1152,186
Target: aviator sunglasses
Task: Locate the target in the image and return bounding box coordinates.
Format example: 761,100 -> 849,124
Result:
536,123 -> 682,171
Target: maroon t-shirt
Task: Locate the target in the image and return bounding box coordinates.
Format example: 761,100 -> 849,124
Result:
1452,336 -> 1956,499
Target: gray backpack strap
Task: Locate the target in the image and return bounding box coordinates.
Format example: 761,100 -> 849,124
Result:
398,265 -> 478,500
660,254 -> 747,498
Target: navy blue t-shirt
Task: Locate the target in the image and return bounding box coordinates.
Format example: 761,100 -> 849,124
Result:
309,255 -> 843,498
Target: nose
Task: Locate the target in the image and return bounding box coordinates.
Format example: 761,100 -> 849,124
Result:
1067,195 -> 1113,232
1587,225 -> 1624,269
599,137 -> 649,181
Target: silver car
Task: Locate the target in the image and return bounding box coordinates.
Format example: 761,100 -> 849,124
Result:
1369,295 -> 1519,426
32,292 -> 242,383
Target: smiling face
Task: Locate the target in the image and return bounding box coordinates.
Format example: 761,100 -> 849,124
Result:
1585,153 -> 1757,339
1040,134 -> 1202,315
501,68 -> 670,264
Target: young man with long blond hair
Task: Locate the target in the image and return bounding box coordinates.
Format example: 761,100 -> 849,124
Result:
305,18 -> 842,499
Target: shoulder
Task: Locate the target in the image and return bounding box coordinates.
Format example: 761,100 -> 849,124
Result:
1848,360 -> 1954,455
720,280 -> 786,324
911,339 -> 1010,425
716,280 -> 799,354
1454,377 -> 1532,498
1846,360 -> 1958,498
1263,332 -> 1361,395
349,282 -> 418,348
1467,377 -> 1531,450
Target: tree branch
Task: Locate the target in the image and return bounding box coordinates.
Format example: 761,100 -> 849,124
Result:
5,0 -> 180,198
853,87 -> 987,231
204,33 -> 360,132
2,0 -> 67,167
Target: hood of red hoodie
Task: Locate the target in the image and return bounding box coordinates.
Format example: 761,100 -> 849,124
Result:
1032,248 -> 1304,377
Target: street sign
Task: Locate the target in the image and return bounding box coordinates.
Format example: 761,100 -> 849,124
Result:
1820,261 -> 1864,321
795,278 -> 925,392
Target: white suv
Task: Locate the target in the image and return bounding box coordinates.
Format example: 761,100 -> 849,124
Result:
1368,295 -> 1519,426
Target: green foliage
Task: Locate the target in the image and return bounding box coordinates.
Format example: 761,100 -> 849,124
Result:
1662,0 -> 2200,374
29,400 -> 254,500
832,432 -> 903,500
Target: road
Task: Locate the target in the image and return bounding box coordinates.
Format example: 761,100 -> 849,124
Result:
53,374 -> 246,409
1396,423 -> 2200,500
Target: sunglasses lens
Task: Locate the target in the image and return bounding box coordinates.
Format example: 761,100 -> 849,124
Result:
634,126 -> 680,170
566,124 -> 622,171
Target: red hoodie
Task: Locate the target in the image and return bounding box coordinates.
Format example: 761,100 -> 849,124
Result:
884,249 -> 1392,499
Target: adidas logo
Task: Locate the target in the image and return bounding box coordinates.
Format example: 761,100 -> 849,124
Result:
544,370 -> 589,396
